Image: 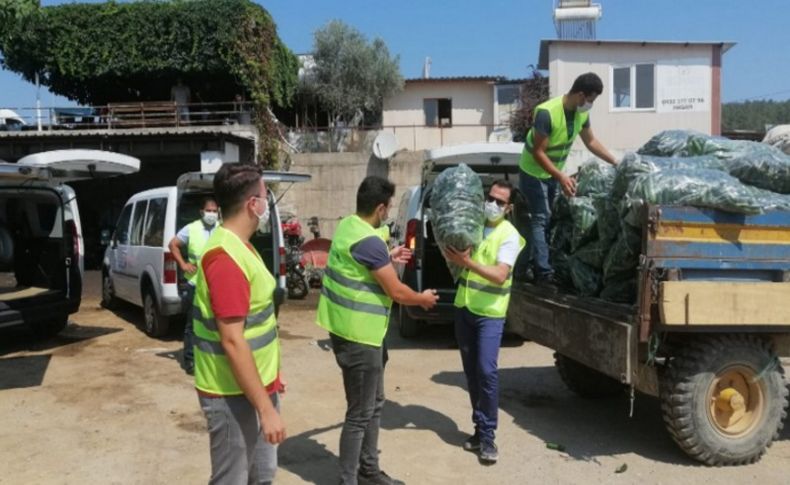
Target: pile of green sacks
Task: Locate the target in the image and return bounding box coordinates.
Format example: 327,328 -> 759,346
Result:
429,163 -> 485,281
552,130 -> 790,303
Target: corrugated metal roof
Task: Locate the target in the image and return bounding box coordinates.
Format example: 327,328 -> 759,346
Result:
405,76 -> 506,83
538,39 -> 737,69
0,125 -> 258,140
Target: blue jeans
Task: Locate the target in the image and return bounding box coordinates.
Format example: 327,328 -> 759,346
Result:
454,307 -> 505,443
183,284 -> 196,370
520,172 -> 558,278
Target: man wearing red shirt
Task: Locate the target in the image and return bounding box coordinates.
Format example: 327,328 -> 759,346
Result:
193,163 -> 285,484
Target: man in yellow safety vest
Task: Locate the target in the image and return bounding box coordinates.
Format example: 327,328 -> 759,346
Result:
192,163 -> 285,484
169,197 -> 219,375
444,179 -> 525,464
317,175 -> 439,485
519,72 -> 617,285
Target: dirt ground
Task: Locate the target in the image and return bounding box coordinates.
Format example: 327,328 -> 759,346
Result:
1,272 -> 789,485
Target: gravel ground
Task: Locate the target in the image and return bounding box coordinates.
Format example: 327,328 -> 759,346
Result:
1,271 -> 788,484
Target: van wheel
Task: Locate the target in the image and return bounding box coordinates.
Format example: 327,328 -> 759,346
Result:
554,353 -> 625,398
101,271 -> 117,310
143,289 -> 170,337
659,335 -> 788,466
398,305 -> 422,338
32,315 -> 69,339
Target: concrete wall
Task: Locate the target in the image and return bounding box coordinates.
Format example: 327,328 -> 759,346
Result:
278,150 -> 425,238
382,80 -> 496,151
548,43 -> 717,158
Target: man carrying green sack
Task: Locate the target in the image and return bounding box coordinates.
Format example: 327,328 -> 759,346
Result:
443,180 -> 525,464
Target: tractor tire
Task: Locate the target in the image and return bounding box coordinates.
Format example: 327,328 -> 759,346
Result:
554,353 -> 626,398
659,334 -> 788,466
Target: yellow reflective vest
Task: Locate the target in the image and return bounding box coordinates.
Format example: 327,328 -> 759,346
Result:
317,215 -> 393,347
520,95 -> 589,179
454,220 -> 525,318
193,226 -> 279,395
185,220 -> 211,284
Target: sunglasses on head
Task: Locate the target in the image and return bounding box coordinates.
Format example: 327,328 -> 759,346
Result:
486,195 -> 508,207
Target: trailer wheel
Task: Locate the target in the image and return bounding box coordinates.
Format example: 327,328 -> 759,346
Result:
554,353 -> 625,398
659,335 -> 788,466
397,305 -> 422,339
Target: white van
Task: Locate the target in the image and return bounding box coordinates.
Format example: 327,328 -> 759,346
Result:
0,149 -> 139,337
101,169 -> 311,337
0,109 -> 26,131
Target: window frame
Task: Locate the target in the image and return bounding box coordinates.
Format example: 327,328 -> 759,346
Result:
113,203 -> 134,246
609,63 -> 656,112
129,200 -> 149,247
423,98 -> 453,127
142,197 -> 168,247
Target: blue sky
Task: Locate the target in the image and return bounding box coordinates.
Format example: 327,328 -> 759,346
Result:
0,0 -> 786,109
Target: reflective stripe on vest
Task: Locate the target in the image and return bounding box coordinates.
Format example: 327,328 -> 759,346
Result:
186,220 -> 211,283
519,96 -> 589,179
192,303 -> 275,332
192,226 -> 279,395
194,326 -> 278,354
316,215 -> 393,346
454,220 -> 525,318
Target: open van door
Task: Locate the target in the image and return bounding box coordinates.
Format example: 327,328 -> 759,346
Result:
175,169 -> 312,310
16,149 -> 140,181
14,150 -> 141,309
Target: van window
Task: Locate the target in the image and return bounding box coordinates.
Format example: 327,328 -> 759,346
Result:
143,198 -> 168,247
130,200 -> 148,246
114,204 -> 133,245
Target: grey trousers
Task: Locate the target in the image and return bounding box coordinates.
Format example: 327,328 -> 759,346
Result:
199,393 -> 280,485
330,333 -> 388,485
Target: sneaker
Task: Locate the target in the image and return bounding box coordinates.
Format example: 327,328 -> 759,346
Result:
358,469 -> 404,485
463,432 -> 480,452
184,364 -> 194,376
479,440 -> 498,464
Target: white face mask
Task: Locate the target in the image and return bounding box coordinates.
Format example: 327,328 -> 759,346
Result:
202,211 -> 218,226
577,101 -> 593,113
254,198 -> 270,232
484,200 -> 505,222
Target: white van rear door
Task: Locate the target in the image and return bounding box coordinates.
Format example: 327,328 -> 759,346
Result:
0,162 -> 46,181
17,149 -> 140,181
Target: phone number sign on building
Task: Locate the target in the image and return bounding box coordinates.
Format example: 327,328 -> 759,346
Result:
656,58 -> 711,114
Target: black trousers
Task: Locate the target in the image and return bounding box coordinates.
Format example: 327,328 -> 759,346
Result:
330,333 -> 388,485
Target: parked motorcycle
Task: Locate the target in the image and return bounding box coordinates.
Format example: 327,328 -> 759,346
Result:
281,215 -> 309,299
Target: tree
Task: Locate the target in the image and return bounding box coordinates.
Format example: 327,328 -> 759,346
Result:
0,0 -> 298,167
723,100 -> 790,133
509,67 -> 550,142
306,20 -> 403,127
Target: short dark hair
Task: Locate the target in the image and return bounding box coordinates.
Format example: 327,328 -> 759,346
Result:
356,176 -> 395,215
201,196 -> 217,210
213,163 -> 263,216
490,179 -> 514,203
569,72 -> 603,97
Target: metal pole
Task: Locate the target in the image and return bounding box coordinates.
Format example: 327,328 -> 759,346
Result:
35,72 -> 42,131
